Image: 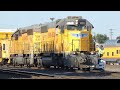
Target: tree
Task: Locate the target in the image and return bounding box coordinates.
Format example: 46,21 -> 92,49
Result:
93,34 -> 109,44
116,36 -> 120,39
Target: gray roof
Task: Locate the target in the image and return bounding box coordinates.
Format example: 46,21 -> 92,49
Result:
103,39 -> 120,47
19,24 -> 42,30
12,16 -> 94,36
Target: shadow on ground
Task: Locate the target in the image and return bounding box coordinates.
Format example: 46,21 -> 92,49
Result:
0,71 -> 32,79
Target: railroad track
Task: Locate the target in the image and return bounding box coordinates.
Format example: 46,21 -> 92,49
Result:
0,65 -> 119,79
0,68 -> 56,78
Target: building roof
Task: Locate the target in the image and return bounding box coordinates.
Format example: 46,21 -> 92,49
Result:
103,39 -> 120,47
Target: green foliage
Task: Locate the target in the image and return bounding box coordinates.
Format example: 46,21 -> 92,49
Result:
116,36 -> 120,39
93,34 -> 109,44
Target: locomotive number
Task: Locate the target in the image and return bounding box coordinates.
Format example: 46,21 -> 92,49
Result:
48,32 -> 55,37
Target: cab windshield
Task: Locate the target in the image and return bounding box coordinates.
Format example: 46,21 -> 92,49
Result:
67,25 -> 84,30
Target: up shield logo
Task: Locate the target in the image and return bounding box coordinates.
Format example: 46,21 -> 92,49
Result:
72,33 -> 88,38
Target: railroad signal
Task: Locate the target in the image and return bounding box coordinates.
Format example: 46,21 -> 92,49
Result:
50,18 -> 55,22
109,29 -> 115,40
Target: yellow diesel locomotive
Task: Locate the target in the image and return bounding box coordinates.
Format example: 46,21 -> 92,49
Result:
1,16 -> 98,69
0,32 -> 13,64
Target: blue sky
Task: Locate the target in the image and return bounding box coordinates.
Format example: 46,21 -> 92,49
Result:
0,11 -> 120,39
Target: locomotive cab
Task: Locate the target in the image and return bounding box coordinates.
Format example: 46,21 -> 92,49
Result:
62,18 -> 94,55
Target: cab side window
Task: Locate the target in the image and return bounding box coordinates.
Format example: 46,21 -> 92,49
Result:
3,44 -> 5,50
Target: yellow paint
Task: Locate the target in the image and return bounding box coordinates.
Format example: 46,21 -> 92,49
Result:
102,47 -> 120,59
37,27 -> 93,53
1,39 -> 11,60
0,58 -> 2,62
0,32 -> 13,40
3,24 -> 94,58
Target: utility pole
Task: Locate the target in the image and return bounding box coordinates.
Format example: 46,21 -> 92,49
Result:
109,29 -> 114,40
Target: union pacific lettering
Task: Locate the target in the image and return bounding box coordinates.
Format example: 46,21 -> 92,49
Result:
48,32 -> 55,37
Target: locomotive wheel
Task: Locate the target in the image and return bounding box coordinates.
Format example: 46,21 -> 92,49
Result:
65,66 -> 69,70
54,66 -> 57,69
82,68 -> 86,71
37,60 -> 40,68
27,64 -> 30,68
4,59 -> 8,65
78,63 -> 80,70
38,66 -> 42,69
70,67 -> 73,70
13,58 -> 16,67
58,66 -> 60,69
6,64 -> 9,67
44,66 -> 50,69
87,68 -> 91,71
46,66 -> 50,68
82,68 -> 90,71
28,64 -> 31,68
26,59 -> 31,68
20,64 -> 22,68
78,68 -> 80,70
35,64 -> 37,67
37,64 -> 43,69
61,66 -> 64,69
10,59 -> 13,65
13,63 -> 16,67
13,62 -> 15,67
37,59 -> 43,68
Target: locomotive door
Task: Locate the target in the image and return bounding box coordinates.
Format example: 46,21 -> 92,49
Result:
72,39 -> 80,51
81,39 -> 89,51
